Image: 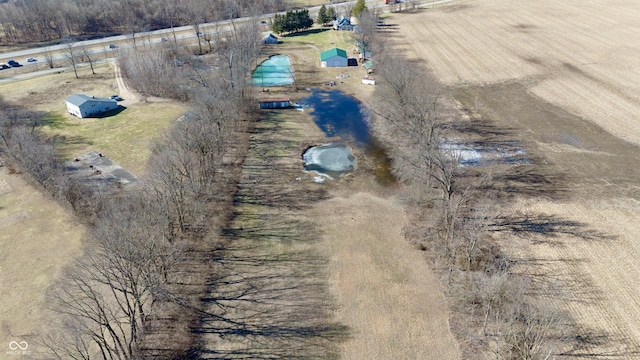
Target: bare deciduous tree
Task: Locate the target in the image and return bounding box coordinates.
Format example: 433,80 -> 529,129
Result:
63,38 -> 79,78
44,46 -> 55,68
81,46 -> 95,75
46,194 -> 183,359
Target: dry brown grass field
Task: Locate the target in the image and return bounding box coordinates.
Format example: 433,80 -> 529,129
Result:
0,165 -> 84,352
393,0 -> 640,356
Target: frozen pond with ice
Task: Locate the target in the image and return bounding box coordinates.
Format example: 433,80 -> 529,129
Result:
303,144 -> 356,180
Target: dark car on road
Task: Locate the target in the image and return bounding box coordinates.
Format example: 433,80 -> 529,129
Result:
8,59 -> 21,67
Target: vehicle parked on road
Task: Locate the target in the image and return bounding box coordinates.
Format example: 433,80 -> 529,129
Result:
0,64 -> 9,70
109,44 -> 117,49
110,95 -> 123,101
8,59 -> 21,67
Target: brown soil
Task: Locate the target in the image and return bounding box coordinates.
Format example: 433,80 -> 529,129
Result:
395,0 -> 640,356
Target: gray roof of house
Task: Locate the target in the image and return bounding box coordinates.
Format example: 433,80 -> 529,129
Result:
65,94 -> 115,106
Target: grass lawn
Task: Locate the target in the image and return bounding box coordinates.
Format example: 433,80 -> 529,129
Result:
285,0 -> 328,9
0,63 -> 186,175
44,102 -> 184,176
258,25 -> 374,100
282,26 -> 355,54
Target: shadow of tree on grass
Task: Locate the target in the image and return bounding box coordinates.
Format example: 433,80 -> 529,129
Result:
192,108 -> 347,359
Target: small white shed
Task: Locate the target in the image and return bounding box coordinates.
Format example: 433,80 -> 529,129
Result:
65,94 -> 118,118
320,48 -> 348,68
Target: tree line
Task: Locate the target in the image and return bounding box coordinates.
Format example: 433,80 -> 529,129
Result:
0,0 -> 285,45
365,19 -> 573,359
271,9 -> 314,35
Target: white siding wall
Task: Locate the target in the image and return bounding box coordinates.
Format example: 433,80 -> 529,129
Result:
322,56 -> 348,67
66,102 -> 81,117
67,100 -> 117,118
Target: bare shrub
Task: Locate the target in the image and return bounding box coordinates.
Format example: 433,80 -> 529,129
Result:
43,194 -> 184,359
117,46 -> 191,100
368,40 -> 575,359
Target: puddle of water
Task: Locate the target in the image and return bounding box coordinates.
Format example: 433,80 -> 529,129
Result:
443,141 -> 529,166
365,139 -> 396,186
252,55 -> 294,86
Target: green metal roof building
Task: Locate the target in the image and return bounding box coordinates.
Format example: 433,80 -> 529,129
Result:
320,48 -> 348,67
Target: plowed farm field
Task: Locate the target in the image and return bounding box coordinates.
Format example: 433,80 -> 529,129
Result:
395,0 -> 640,357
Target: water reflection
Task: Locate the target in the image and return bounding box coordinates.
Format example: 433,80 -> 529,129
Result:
300,89 -> 395,185
300,89 -> 371,146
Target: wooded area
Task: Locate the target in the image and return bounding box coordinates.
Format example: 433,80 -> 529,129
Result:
0,18 -> 260,357
0,0 -> 285,45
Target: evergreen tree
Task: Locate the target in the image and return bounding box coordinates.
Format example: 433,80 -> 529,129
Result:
272,10 -> 313,35
272,13 -> 284,34
353,0 -> 367,18
327,7 -> 336,21
317,5 -> 328,25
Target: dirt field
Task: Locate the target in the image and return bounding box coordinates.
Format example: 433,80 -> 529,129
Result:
395,0 -> 640,356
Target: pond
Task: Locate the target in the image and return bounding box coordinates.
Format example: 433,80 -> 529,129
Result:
252,55 -> 294,87
299,89 -> 371,146
300,89 -> 395,185
303,143 -> 356,180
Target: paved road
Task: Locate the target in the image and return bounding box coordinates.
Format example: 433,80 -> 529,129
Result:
0,0 -> 456,82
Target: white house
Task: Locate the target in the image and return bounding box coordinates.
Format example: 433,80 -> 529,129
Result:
65,94 -> 118,118
262,33 -> 278,44
320,48 -> 348,68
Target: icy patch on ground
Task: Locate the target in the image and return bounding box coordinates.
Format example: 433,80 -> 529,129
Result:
292,102 -> 310,111
303,143 -> 356,180
443,142 -> 529,166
